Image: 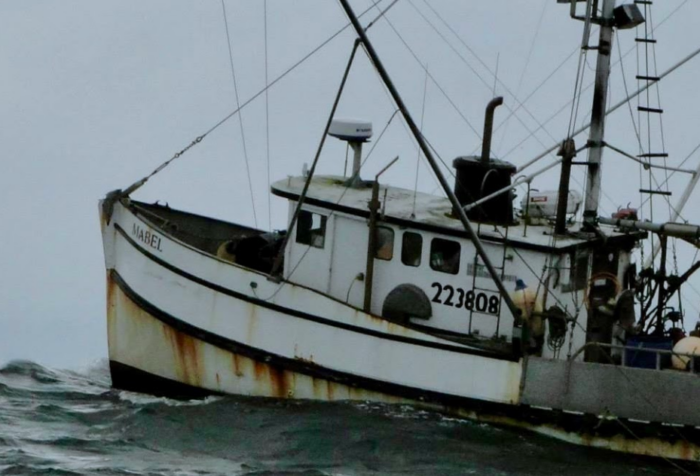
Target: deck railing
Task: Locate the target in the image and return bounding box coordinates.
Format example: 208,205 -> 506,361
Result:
567,341 -> 698,372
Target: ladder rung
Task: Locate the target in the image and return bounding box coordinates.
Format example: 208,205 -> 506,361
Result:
636,75 -> 660,82
638,106 -> 664,114
636,38 -> 657,44
638,153 -> 669,158
639,189 -> 672,196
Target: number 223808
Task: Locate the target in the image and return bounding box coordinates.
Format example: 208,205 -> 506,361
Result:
431,282 -> 500,315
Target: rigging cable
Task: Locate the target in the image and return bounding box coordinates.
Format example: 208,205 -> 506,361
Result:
264,0 -> 272,231
261,109 -> 401,300
512,2 -> 694,177
408,0 -> 561,154
648,6 -> 673,221
406,0 -> 615,220
606,30 -> 683,225
412,63 -> 430,218
369,5 -> 482,140
495,0 -> 549,154
119,1 -> 386,197
221,0 -> 258,228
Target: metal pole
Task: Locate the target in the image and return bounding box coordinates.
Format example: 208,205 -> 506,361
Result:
583,0 -> 616,227
481,97 -> 503,164
269,40 -> 360,279
655,235 -> 668,335
555,139 -> 576,234
645,160 -> 700,268
364,181 -> 381,312
337,0 -> 521,319
365,156 -> 399,313
517,44 -> 700,175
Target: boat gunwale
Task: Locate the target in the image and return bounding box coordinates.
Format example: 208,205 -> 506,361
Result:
108,276 -> 700,461
112,219 -> 520,362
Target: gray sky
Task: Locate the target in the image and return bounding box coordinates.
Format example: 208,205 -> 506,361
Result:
2,0 -> 700,369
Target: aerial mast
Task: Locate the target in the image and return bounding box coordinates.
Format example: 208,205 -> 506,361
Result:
583,0 -> 616,227
580,0 -> 644,227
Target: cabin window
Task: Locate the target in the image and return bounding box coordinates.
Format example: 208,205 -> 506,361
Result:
562,250 -> 589,292
401,232 -> 422,267
375,227 -> 394,261
430,238 -> 460,274
296,210 -> 327,249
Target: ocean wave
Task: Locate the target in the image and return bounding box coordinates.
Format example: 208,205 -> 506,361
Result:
116,391 -> 223,408
0,360 -> 688,476
0,360 -> 62,383
0,464 -> 84,476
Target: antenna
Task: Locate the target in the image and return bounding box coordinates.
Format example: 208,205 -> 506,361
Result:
328,118 -> 373,187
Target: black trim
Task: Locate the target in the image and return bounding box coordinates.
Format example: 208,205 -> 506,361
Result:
108,304 -> 700,456
110,269 -> 513,411
110,360 -> 217,399
110,273 -> 700,454
271,187 -> 643,254
114,223 -> 517,362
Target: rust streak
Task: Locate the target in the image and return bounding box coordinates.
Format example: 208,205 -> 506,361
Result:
253,361 -> 266,381
268,366 -> 288,399
163,324 -> 202,387
106,272 -> 117,320
231,354 -> 243,377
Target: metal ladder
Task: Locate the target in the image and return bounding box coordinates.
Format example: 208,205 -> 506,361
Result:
634,0 -> 671,198
467,223 -> 510,337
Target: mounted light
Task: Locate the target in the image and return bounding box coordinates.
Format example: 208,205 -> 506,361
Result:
613,4 -> 645,30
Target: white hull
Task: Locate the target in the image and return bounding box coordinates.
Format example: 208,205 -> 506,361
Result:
100,199 -> 700,461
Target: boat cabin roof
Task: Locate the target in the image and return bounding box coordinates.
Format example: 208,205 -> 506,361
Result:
271,175 -> 643,254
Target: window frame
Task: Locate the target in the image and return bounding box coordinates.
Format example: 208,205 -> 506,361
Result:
296,210 -> 328,249
375,226 -> 395,261
429,237 -> 461,275
401,231 -> 423,267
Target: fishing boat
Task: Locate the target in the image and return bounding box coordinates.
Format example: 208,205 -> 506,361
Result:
100,0 -> 700,462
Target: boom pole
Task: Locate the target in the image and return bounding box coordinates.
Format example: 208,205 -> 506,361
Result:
336,0 -> 521,320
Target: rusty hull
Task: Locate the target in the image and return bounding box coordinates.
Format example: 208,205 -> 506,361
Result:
107,271 -> 405,403
106,272 -> 700,461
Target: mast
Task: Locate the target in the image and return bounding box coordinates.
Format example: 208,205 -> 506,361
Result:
336,0 -> 521,321
583,0 -> 617,227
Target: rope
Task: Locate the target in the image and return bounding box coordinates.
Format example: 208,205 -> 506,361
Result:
221,0 -> 258,228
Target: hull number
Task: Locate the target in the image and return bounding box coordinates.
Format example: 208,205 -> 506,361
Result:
431,282 -> 499,315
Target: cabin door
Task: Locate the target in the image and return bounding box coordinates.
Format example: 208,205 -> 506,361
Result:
286,207 -> 334,293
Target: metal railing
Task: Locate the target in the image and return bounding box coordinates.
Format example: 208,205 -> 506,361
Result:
568,341 -> 698,372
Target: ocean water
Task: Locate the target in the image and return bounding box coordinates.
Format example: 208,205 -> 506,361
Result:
0,360 -> 693,476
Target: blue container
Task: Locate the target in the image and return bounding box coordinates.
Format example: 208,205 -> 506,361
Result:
625,336 -> 673,369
